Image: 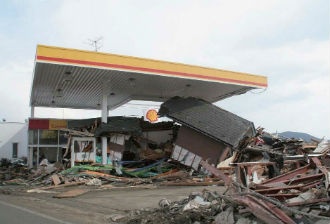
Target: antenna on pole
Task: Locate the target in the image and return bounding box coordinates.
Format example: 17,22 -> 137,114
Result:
86,37 -> 103,52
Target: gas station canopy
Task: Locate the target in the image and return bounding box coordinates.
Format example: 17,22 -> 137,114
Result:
30,45 -> 267,110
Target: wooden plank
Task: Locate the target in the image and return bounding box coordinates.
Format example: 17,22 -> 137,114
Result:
28,181 -> 86,192
285,198 -> 330,207
151,169 -> 179,179
159,180 -> 224,186
82,170 -> 124,179
200,160 -> 231,185
151,170 -> 188,180
60,128 -> 94,137
310,157 -> 330,189
100,184 -> 156,190
51,174 -> 61,186
229,162 -> 275,166
261,164 -> 311,184
233,195 -> 286,224
81,170 -> 132,183
218,147 -> 231,162
53,189 -> 89,198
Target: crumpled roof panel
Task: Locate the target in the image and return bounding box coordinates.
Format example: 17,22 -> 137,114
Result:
94,117 -> 141,137
159,97 -> 255,147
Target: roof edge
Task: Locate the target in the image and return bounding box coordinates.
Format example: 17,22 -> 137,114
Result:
35,44 -> 268,88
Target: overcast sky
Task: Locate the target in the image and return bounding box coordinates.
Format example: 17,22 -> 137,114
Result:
0,0 -> 329,138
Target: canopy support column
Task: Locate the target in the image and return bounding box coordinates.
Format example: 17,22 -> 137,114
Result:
30,106 -> 35,118
101,93 -> 108,165
28,106 -> 35,168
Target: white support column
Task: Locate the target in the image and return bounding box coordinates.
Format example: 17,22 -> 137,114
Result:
30,106 -> 35,118
102,137 -> 107,164
37,130 -> 40,167
28,147 -> 33,168
101,93 -> 108,165
71,140 -> 75,168
28,106 -> 35,168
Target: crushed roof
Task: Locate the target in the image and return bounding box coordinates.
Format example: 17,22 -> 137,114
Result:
94,117 -> 141,137
94,116 -> 175,137
158,97 -> 255,147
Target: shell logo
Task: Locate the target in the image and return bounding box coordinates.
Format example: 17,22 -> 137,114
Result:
146,109 -> 158,123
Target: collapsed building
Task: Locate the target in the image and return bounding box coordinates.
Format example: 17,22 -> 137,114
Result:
158,96 -> 256,169
28,44 -> 267,168
4,99 -> 330,223
1,45 -> 329,223
27,96 -> 257,172
28,116 -> 175,167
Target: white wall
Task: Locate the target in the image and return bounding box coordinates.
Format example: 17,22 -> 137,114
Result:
0,123 -> 28,160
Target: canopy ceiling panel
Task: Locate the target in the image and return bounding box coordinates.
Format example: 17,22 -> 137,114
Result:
30,45 -> 267,110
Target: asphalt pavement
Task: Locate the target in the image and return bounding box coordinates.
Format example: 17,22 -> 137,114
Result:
0,200 -> 74,224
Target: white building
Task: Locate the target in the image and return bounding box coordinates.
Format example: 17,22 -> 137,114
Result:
0,122 -> 28,160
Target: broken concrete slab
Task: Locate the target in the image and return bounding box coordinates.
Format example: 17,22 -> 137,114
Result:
213,206 -> 235,224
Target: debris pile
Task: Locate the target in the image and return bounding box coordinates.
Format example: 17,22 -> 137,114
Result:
116,187 -> 330,224
1,97 -> 329,223
119,155 -> 330,224
0,157 -> 30,185
0,158 -> 224,195
2,130 -> 324,223
117,190 -> 228,224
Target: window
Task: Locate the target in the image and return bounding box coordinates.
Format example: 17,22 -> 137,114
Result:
39,130 -> 58,145
28,130 -> 38,145
12,143 -> 18,158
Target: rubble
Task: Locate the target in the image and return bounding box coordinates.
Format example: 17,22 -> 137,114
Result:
1,136 -> 329,224
158,97 -> 256,169
111,126 -> 329,223
119,183 -> 329,224
53,188 -> 89,198
1,97 -> 329,223
1,128 -> 324,224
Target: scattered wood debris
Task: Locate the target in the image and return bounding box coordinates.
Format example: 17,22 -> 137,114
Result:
1,99 -> 329,223
53,189 -> 89,198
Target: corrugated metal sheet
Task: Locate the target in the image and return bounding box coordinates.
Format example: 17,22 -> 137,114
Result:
159,96 -> 256,147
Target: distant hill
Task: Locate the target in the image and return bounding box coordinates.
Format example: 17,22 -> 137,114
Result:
278,131 -> 320,142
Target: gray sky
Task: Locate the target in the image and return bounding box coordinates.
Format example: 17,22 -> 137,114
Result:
0,0 -> 329,138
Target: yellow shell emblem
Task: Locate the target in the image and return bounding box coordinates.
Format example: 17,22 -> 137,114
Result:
146,109 -> 158,123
